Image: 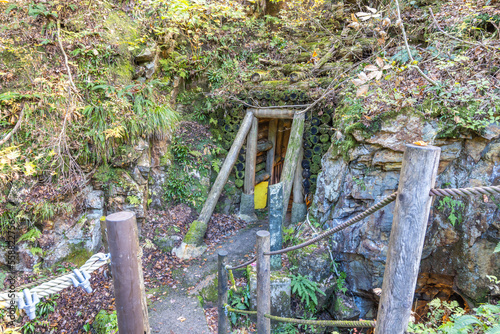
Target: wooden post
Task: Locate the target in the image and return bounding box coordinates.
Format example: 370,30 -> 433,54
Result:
279,112 -> 305,220
240,115 -> 258,221
218,250 -> 229,334
106,211 -> 150,334
266,119 -> 277,185
99,216 -> 108,252
375,144 -> 440,334
251,108 -> 295,119
244,115 -> 258,193
256,230 -> 271,334
198,111 -> 254,225
291,146 -> 307,223
275,120 -> 284,172
268,183 -> 283,270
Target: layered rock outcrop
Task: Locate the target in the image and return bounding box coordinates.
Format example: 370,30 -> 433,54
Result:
311,114 -> 500,316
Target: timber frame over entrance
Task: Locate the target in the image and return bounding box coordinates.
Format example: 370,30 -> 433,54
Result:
174,108 -> 307,259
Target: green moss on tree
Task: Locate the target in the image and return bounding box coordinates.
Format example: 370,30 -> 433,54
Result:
183,220 -> 207,245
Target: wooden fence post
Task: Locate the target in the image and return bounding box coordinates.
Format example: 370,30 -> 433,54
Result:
256,230 -> 271,334
218,250 -> 229,334
106,211 -> 150,334
375,144 -> 440,334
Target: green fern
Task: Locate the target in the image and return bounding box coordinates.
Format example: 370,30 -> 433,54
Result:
17,227 -> 42,244
289,274 -> 326,312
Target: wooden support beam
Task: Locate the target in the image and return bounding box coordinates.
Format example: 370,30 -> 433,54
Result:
250,108 -> 296,119
106,212 -> 150,334
266,119 -> 277,184
375,144 -> 441,334
197,111 -> 254,225
293,146 -> 304,204
244,115 -> 258,195
240,114 -> 259,222
275,119 -> 284,162
291,146 -> 307,224
279,112 -> 305,220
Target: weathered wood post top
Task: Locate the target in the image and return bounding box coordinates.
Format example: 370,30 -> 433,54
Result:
375,143 -> 441,334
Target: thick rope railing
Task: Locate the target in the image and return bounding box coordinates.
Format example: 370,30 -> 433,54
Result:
219,184 -> 499,332
265,192 -> 398,256
224,192 -> 398,269
264,314 -> 376,328
0,252 -> 110,302
430,185 -> 500,197
226,257 -> 256,270
224,304 -> 375,327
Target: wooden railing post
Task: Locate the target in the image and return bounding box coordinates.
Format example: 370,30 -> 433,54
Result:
256,231 -> 271,334
106,211 -> 150,334
375,144 -> 440,334
217,250 -> 229,334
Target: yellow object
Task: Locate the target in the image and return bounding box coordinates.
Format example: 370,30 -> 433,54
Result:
254,181 -> 269,209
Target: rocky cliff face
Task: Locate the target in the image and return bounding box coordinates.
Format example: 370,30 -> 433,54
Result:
311,114 -> 500,317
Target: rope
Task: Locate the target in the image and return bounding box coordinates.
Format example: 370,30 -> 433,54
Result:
0,253 -> 109,302
430,185 -> 500,197
224,305 -> 375,327
224,305 -> 257,315
224,185 -> 498,268
226,257 -> 256,270
264,314 -> 376,327
265,192 -> 398,256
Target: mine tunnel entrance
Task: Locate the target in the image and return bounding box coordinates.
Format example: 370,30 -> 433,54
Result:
234,107 -> 335,211
413,273 -> 470,324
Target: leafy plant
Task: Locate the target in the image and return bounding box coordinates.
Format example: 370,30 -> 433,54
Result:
171,143 -> 190,164
36,296 -> 57,318
17,228 -> 42,244
127,195 -> 141,205
437,196 -> 465,227
289,274 -> 326,312
93,310 -> 118,334
228,284 -> 251,325
408,299 -> 500,334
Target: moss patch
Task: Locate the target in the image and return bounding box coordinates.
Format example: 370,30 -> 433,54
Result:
183,220 -> 207,246
64,243 -> 92,267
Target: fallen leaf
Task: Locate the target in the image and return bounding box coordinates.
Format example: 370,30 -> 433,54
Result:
356,85 -> 369,97
376,57 -> 384,68
413,141 -> 428,146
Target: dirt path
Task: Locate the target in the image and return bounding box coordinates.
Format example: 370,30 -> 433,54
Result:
148,221 -> 267,333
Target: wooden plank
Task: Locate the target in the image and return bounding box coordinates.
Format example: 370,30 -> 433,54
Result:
198,111 -> 254,224
266,119 -> 277,184
106,211 -> 150,334
244,115 -> 258,195
250,108 -> 295,119
292,146 -> 304,204
279,112 -> 305,220
275,119 -> 284,163
256,230 -> 271,334
375,144 -> 441,334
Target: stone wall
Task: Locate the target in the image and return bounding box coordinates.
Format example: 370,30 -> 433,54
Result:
311,114 -> 500,317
